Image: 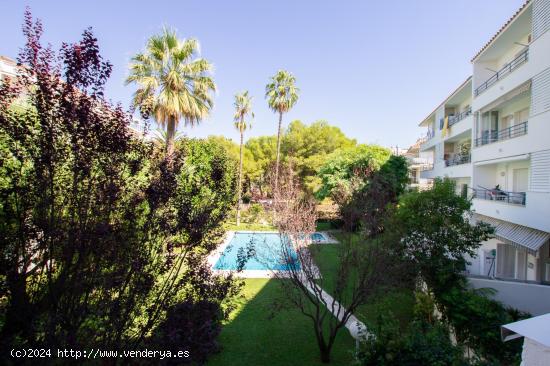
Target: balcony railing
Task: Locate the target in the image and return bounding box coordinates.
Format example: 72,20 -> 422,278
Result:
471,187 -> 526,205
445,153 -> 471,166
421,130 -> 435,142
448,107 -> 472,127
474,48 -> 529,97
474,121 -> 528,147
420,163 -> 434,171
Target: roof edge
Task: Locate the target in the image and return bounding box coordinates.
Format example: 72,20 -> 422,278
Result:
471,0 -> 532,63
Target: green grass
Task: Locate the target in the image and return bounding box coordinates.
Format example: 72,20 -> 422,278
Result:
208,279 -> 355,366
315,220 -> 340,231
224,222 -> 277,231
312,233 -> 415,330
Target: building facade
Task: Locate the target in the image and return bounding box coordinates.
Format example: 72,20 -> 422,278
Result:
418,0 -> 550,315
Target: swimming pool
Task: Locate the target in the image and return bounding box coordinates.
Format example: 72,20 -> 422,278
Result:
311,232 -> 326,242
213,232 -> 300,271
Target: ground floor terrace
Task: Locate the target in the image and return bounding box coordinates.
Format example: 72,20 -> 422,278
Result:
466,214 -> 550,315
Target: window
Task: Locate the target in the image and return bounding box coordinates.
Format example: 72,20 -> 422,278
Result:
497,243 -> 516,279
513,168 -> 529,192
514,108 -> 529,124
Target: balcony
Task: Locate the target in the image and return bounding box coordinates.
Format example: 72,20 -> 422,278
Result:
474,48 -> 528,97
474,121 -> 528,147
420,163 -> 433,171
445,153 -> 471,167
471,187 -> 526,206
448,107 -> 472,127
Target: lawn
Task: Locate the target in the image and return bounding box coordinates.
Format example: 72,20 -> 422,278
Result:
207,279 -> 356,366
224,222 -> 277,231
312,232 -> 415,330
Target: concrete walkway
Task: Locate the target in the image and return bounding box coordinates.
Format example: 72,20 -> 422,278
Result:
300,274 -> 368,340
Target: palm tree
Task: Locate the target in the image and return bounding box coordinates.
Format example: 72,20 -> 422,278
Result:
233,91 -> 254,226
151,128 -> 184,150
265,70 -> 299,191
126,28 -> 216,157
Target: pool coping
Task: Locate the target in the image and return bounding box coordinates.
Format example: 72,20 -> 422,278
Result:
209,231 -> 321,279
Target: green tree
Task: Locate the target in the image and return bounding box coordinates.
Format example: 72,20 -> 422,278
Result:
233,91 -> 254,225
126,28 -> 216,156
244,135 -> 277,197
391,179 -> 524,364
316,144 -> 392,200
265,70 -> 299,190
282,120 -> 356,192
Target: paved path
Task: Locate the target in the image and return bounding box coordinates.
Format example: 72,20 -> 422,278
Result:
300,274 -> 368,340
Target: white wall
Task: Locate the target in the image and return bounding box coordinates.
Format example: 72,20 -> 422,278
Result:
468,277 -> 550,315
521,338 -> 550,366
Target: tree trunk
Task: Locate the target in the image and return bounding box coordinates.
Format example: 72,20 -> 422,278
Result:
166,116 -> 176,157
236,129 -> 244,226
314,324 -> 332,364
274,111 -> 283,194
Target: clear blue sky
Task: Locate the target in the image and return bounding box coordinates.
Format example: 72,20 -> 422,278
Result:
0,0 -> 525,149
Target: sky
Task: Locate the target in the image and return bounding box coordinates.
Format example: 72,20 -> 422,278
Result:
0,0 -> 526,150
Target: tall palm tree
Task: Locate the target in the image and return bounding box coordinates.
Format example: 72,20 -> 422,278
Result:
126,28 -> 216,156
265,70 -> 299,191
233,91 -> 254,226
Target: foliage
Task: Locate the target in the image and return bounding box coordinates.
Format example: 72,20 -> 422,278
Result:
243,135 -> 277,197
339,155 -> 409,233
390,179 -> 525,364
316,144 -> 392,200
271,167 -> 406,364
0,12 -> 237,361
357,316 -> 469,366
233,91 -> 254,134
233,91 -> 254,225
207,279 -> 355,366
149,262 -> 242,365
126,27 -> 216,155
282,120 -> 356,192
265,69 -> 299,189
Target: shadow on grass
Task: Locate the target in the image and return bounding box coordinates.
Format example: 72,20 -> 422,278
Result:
207,278 -> 355,366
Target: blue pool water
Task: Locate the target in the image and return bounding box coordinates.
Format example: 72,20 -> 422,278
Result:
311,232 -> 326,242
214,232 -> 299,271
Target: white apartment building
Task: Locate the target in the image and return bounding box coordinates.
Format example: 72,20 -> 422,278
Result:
404,138 -> 433,191
0,55 -> 17,82
418,0 -> 550,315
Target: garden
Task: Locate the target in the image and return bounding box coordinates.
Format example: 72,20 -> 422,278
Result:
0,8 -> 528,366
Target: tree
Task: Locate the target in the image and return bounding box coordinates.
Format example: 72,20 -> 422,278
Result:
0,12 -> 238,361
269,167 -> 406,363
316,144 -> 392,201
126,28 -> 216,157
390,179 -> 525,364
282,120 -> 356,193
338,155 -> 409,233
265,70 -> 299,190
233,91 -> 254,225
244,135 -> 277,198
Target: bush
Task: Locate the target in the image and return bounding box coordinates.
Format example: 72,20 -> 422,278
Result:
357,317 -> 468,366
0,12 -> 238,360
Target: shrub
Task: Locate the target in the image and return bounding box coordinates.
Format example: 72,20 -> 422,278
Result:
357,317 -> 468,366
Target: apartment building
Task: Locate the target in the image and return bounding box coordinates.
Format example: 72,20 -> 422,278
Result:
0,55 -> 17,82
403,138 -> 433,191
418,0 -> 550,315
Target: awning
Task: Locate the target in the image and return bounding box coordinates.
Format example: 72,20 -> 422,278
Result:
502,313 -> 550,347
473,214 -> 550,254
